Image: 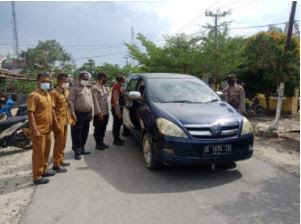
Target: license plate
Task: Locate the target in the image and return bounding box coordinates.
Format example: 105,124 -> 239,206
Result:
203,144 -> 232,156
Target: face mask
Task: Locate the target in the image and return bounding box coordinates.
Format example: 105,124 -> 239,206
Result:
62,82 -> 69,89
228,80 -> 235,86
40,83 -> 50,91
80,80 -> 89,86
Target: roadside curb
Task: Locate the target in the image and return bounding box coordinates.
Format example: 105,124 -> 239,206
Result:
254,123 -> 300,144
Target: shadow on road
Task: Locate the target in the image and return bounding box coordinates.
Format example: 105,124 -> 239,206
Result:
65,131 -> 243,194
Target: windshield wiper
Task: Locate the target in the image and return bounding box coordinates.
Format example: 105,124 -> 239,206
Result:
206,98 -> 220,103
164,100 -> 194,103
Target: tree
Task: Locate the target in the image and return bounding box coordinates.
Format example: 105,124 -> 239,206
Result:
20,39 -> 73,76
126,33 -> 203,75
243,31 -> 299,112
201,10 -> 244,89
73,60 -> 140,86
126,33 -> 173,72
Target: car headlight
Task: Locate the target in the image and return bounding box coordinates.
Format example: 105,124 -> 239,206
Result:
241,117 -> 253,135
156,118 -> 187,138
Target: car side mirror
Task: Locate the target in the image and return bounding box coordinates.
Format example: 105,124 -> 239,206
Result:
129,91 -> 141,100
216,91 -> 225,100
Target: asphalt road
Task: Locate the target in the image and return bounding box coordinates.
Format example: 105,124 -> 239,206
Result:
21,118 -> 299,224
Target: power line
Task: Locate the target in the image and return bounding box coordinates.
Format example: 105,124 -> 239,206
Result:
74,51 -> 127,60
228,20 -> 299,30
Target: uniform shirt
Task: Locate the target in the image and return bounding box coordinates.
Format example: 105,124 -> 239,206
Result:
111,83 -> 124,107
69,84 -> 93,114
91,83 -> 109,115
223,83 -> 246,113
50,87 -> 74,126
27,88 -> 53,134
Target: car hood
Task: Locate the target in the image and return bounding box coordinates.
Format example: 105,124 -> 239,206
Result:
153,101 -> 241,125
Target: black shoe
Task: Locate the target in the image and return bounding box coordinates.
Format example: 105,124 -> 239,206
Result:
99,142 -> 109,148
113,140 -> 124,146
80,148 -> 91,155
81,151 -> 91,155
60,162 -> 70,167
95,145 -> 105,150
42,170 -> 56,177
53,166 -> 67,173
118,138 -> 125,143
74,154 -> 81,160
33,178 -> 49,185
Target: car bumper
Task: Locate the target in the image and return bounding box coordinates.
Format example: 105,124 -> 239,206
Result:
153,133 -> 254,165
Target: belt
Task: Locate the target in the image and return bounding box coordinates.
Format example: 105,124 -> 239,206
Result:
75,110 -> 91,115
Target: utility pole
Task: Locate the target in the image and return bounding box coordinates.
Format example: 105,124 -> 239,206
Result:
130,27 -> 135,67
204,10 -> 230,90
11,1 -> 19,59
124,55 -> 129,65
285,1 -> 297,51
269,1 -> 297,131
205,10 -> 230,47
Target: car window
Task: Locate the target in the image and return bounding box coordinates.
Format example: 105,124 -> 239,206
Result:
126,78 -> 139,92
148,78 -> 218,103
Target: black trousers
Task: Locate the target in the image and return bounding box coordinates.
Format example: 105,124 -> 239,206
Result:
93,114 -> 109,145
71,110 -> 91,155
112,107 -> 123,141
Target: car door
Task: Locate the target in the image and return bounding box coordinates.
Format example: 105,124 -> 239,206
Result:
123,76 -> 140,132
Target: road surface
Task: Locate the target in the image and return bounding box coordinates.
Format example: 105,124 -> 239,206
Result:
21,118 -> 299,224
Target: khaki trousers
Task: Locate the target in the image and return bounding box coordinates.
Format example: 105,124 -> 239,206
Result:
31,133 -> 51,180
53,125 -> 68,167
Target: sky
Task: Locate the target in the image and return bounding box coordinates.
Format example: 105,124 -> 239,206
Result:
0,0 -> 299,68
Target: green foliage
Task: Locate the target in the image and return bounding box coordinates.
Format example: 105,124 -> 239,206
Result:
73,60 -> 141,86
200,31 -> 245,81
126,29 -> 244,81
242,31 -> 299,96
20,39 -> 73,76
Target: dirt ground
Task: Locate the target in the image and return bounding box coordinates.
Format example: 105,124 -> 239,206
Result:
0,132 -> 299,224
0,147 -> 33,224
254,137 -> 300,177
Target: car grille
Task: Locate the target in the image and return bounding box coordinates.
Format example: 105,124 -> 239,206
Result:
184,122 -> 240,139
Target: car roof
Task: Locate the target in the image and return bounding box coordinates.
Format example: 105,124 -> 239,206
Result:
128,73 -> 197,80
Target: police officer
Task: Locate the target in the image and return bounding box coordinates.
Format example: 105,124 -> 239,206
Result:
27,73 -> 60,185
69,72 -> 93,160
91,72 -> 110,150
50,73 -> 74,173
111,76 -> 126,145
223,74 -> 246,114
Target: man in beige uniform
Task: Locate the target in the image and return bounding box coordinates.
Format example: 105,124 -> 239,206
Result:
69,72 -> 93,160
91,72 -> 110,150
223,74 -> 246,114
50,73 -> 74,173
27,73 -> 59,185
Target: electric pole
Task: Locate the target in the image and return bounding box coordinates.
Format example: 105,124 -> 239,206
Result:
130,26 -> 135,66
124,55 -> 129,66
285,1 -> 297,51
205,10 -> 231,47
204,9 -> 231,90
269,1 -> 297,131
11,1 -> 19,59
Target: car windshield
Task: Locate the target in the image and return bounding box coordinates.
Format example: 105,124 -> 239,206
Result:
148,78 -> 218,103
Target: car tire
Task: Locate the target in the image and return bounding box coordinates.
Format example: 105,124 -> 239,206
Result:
142,133 -> 161,170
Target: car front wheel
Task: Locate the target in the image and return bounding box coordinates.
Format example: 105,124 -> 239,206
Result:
142,133 -> 161,170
